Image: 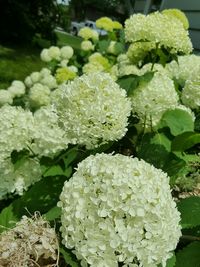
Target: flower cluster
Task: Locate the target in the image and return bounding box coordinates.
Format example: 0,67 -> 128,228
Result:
127,41 -> 156,65
52,72 -> 131,149
0,213 -> 58,266
31,106 -> 69,157
181,79 -> 200,110
130,70 -> 179,127
162,9 -> 189,30
55,66 -> 77,84
24,68 -> 57,89
40,45 -> 74,62
7,80 -> 26,98
96,17 -> 122,32
78,26 -> 99,41
125,12 -> 192,55
0,157 -> 41,198
0,105 -> 42,198
0,105 -> 33,159
58,153 -> 181,267
166,54 -> 200,86
0,89 -> 13,106
82,52 -> 111,74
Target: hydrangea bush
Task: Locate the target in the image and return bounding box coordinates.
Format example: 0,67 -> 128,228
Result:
59,153 -> 181,267
0,9 -> 200,267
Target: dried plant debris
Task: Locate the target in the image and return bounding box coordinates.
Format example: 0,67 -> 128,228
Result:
0,212 -> 59,267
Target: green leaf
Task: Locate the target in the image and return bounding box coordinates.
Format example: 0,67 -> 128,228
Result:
137,133 -> 185,177
62,148 -> 78,169
117,74 -> 139,96
175,242 -> 200,267
138,71 -> 154,86
10,169 -> 72,218
43,164 -> 68,177
177,196 -> 200,229
166,253 -> 176,267
158,109 -> 194,136
151,132 -> 171,152
0,206 -> 18,233
98,40 -> 110,53
60,247 -> 81,267
114,42 -> 125,54
44,206 -> 61,221
171,132 -> 200,152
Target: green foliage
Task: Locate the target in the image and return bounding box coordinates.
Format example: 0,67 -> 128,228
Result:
175,242 -> 200,267
171,132 -> 200,152
98,40 -> 110,54
44,206 -> 61,221
60,247 -> 81,267
137,132 -> 186,180
177,196 -> 200,229
117,72 -> 154,96
158,109 -> 194,136
0,206 -> 18,233
166,253 -> 176,267
0,0 -> 58,43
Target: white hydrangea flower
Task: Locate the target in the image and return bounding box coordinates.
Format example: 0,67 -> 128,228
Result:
0,90 -> 13,106
166,54 -> 200,86
31,106 -> 69,157
107,41 -> 117,55
29,83 -> 51,108
53,72 -> 131,149
181,79 -> 200,109
0,105 -> 33,158
25,69 -> 57,91
81,40 -> 94,51
125,12 -> 192,55
30,71 -> 41,84
40,67 -> 51,76
60,59 -> 69,67
40,48 -> 52,62
48,46 -> 61,60
40,74 -> 57,90
0,213 -> 59,265
130,71 -> 179,127
68,65 -> 78,73
24,76 -> 33,87
58,153 -> 181,267
8,80 -> 26,98
0,156 -> 41,199
12,159 -> 41,195
82,61 -> 105,74
78,27 -> 99,41
60,45 -> 74,59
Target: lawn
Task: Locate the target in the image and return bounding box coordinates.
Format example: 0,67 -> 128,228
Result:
0,32 -> 81,88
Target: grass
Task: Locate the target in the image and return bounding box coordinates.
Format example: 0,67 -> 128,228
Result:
0,45 -> 45,88
0,32 -> 81,88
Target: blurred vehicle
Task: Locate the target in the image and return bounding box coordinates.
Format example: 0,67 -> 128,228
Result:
70,20 -> 107,36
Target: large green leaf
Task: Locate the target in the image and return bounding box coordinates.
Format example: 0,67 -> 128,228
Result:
177,196 -> 200,229
171,132 -> 200,152
117,74 -> 139,96
98,40 -> 110,53
175,242 -> 200,267
151,132 -> 171,152
0,205 -> 18,233
44,206 -> 61,221
137,133 -> 185,178
158,109 -> 194,136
